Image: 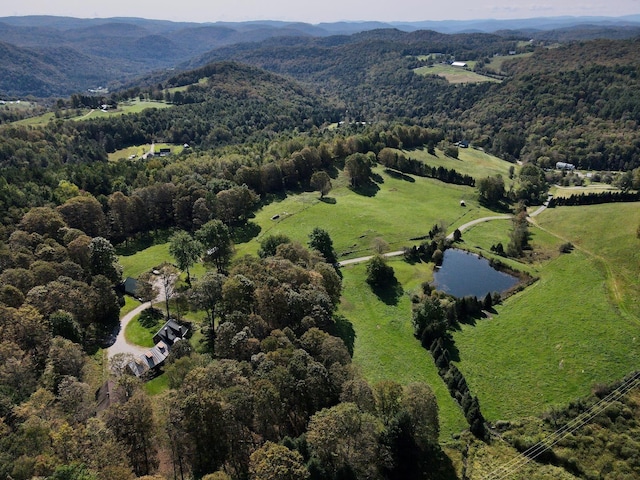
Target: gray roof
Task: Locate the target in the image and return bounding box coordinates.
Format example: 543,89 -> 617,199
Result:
127,340 -> 170,377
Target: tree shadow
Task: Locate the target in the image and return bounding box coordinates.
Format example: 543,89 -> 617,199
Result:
320,196 -> 337,204
384,168 -> 416,182
371,173 -> 384,184
232,221 -> 261,243
116,230 -> 172,256
442,334 -> 460,362
372,282 -> 404,306
351,181 -> 380,197
327,164 -> 341,179
331,314 -> 356,357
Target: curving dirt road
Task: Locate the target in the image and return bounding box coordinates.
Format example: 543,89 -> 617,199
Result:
106,275 -> 171,361
338,215 -> 513,267
107,300 -> 153,360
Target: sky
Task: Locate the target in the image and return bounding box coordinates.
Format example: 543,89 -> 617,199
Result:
0,0 -> 639,24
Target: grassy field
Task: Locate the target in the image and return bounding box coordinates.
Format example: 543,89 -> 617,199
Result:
407,147 -> 518,181
550,183 -> 621,198
339,259 -> 469,439
108,142 -> 185,162
485,52 -> 533,74
236,166 -> 498,259
14,99 -> 172,126
536,203 -> 640,320
119,242 -> 172,279
115,155 -> 640,440
413,64 -> 501,84
452,203 -> 640,421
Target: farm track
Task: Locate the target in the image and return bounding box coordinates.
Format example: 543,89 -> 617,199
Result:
338,215 -> 512,266
527,215 -> 639,326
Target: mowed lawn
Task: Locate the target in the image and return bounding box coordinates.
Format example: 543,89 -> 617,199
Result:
453,202 -> 640,421
237,166 -> 498,260
339,259 -> 468,439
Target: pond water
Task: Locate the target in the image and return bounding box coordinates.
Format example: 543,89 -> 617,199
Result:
432,249 -> 519,298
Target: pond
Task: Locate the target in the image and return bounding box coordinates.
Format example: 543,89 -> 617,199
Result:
432,249 -> 519,298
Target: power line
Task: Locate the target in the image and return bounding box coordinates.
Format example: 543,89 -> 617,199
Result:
485,371 -> 640,480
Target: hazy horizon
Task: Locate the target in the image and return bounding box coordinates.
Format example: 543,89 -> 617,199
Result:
1,0 -> 639,25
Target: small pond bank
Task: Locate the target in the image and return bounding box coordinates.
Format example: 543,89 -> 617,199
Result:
432,248 -> 520,298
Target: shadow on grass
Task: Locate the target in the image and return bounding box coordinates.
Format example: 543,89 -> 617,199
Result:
384,168 -> 416,182
351,181 -> 380,197
116,230 -> 172,256
232,221 -> 261,243
332,314 -> 356,357
372,282 -> 404,306
443,334 -> 460,362
320,196 -> 337,204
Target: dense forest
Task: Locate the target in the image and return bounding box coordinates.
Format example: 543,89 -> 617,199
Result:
1,20 -> 640,479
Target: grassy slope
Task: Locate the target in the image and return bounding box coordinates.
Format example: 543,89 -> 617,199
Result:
237,166 -> 498,259
119,243 -> 171,279
413,64 -> 500,84
453,203 -> 640,421
339,259 -> 468,438
407,146 -> 519,181
14,99 -> 172,126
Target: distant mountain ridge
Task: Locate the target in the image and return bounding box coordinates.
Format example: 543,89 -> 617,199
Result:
1,14 -> 639,97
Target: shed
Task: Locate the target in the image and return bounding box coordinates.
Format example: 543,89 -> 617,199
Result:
451,61 -> 467,67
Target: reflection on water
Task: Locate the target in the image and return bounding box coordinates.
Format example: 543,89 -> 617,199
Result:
432,249 -> 518,298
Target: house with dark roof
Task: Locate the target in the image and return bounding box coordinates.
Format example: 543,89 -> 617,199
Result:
153,319 -> 189,346
127,319 -> 189,378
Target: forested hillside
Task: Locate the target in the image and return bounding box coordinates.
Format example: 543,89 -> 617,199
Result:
0,21 -> 640,479
463,38 -> 640,170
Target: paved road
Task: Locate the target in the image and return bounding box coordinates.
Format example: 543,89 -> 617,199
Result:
338,215 -> 513,267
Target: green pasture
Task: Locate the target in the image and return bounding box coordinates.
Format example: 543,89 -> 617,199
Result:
454,248 -> 640,421
166,77 -> 209,94
339,259 -> 469,438
550,183 -> 621,198
119,242 -> 171,279
536,203 -> 640,320
14,112 -> 55,126
453,203 -> 640,421
406,147 -> 518,182
237,166 -> 497,260
14,99 -> 172,126
457,217 -> 562,275
485,52 -> 533,74
413,64 -> 500,84
108,142 -> 185,162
